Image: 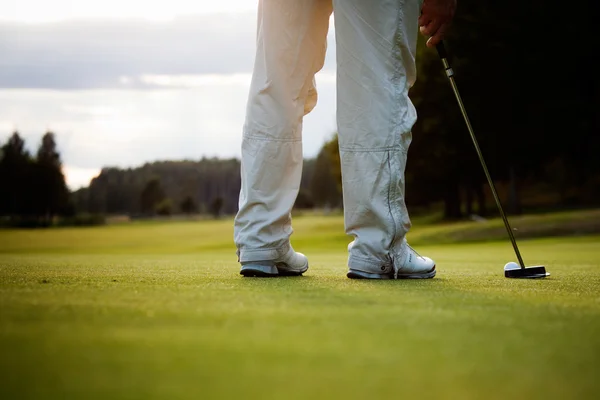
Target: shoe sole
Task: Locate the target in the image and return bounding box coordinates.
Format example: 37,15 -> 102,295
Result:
397,267 -> 436,279
240,264 -> 278,278
277,261 -> 308,277
240,263 -> 308,278
347,266 -> 436,280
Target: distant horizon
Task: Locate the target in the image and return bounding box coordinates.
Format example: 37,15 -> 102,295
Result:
1,122 -> 337,191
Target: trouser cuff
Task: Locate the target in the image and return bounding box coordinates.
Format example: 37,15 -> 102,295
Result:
237,243 -> 292,263
348,255 -> 394,275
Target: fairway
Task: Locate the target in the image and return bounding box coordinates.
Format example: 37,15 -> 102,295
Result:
1,215 -> 599,399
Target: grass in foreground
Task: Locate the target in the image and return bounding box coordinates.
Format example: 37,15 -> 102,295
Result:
0,214 -> 599,399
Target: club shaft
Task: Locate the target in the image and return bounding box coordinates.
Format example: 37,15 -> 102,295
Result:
441,59 -> 526,269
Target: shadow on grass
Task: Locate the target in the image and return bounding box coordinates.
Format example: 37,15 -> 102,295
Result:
236,274 -> 448,289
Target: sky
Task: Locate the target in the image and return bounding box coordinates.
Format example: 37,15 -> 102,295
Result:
0,0 -> 338,189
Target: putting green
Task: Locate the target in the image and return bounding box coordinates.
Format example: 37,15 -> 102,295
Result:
0,215 -> 599,399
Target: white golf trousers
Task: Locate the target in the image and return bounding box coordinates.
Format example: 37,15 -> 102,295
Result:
234,0 -> 422,274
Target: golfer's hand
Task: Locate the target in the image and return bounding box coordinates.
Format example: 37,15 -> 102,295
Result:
419,0 -> 457,48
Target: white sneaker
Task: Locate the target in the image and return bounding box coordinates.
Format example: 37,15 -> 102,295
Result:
347,239 -> 436,279
393,240 -> 436,279
240,247 -> 309,277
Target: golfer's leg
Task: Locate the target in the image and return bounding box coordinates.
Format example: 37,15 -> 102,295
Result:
234,0 -> 332,263
333,0 -> 421,273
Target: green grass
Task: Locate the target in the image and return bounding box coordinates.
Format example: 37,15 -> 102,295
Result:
1,212 -> 599,399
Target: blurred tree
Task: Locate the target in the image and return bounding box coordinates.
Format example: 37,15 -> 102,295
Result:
294,189 -> 314,209
36,132 -> 62,168
70,187 -> 90,214
300,158 -> 316,194
209,196 -> 224,219
140,178 -> 166,215
33,132 -> 69,222
180,195 -> 198,214
310,134 -> 342,208
324,134 -> 342,195
0,132 -> 32,218
88,173 -> 108,214
155,198 -> 173,216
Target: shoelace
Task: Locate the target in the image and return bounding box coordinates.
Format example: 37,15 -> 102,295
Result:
406,243 -> 426,260
392,242 -> 426,279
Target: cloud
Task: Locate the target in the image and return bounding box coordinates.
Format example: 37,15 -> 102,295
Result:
1,0 -> 257,23
0,14 -> 257,89
0,72 -> 338,188
0,14 -> 337,89
137,73 -> 252,88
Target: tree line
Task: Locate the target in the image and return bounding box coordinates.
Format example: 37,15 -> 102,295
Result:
0,132 -> 70,226
73,158 -> 243,218
3,122 -> 597,228
0,131 -> 319,225
72,157 -> 320,218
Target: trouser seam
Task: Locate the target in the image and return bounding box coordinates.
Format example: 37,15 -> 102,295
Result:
387,3 -> 405,252
386,150 -> 397,254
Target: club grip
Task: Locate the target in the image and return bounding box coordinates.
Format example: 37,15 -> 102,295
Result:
436,41 -> 448,59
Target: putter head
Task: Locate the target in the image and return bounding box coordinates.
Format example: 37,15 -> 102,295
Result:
505,265 -> 549,279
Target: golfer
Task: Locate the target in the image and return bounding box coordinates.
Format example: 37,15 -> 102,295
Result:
234,0 -> 457,279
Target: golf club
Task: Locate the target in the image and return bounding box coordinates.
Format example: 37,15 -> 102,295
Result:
435,41 -> 549,279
